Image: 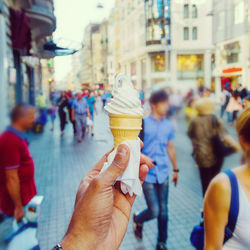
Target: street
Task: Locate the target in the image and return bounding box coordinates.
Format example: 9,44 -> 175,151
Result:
0,102 -> 241,250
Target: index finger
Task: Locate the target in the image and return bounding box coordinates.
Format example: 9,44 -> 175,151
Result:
92,148 -> 114,172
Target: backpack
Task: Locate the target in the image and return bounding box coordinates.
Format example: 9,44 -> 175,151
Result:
190,169 -> 239,250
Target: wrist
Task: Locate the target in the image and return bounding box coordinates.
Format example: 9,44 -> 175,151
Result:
14,204 -> 23,209
60,232 -> 96,250
173,169 -> 179,173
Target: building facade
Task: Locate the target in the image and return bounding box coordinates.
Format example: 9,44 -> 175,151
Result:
81,21 -> 109,88
107,0 -> 214,93
170,0 -> 214,92
213,0 -> 250,92
119,0 -> 147,90
0,0 -> 56,131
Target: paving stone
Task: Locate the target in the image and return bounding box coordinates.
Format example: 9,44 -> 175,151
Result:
0,104 -> 241,250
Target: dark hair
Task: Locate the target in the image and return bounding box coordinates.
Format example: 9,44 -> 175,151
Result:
10,104 -> 34,123
232,90 -> 239,99
236,108 -> 250,144
149,90 -> 168,105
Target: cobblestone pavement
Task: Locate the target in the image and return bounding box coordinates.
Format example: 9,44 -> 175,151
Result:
0,103 -> 241,250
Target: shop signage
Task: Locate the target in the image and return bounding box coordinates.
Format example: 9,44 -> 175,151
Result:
222,67 -> 242,74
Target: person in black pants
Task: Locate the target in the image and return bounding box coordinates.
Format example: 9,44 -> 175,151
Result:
68,94 -> 77,135
188,98 -> 226,196
57,92 -> 68,136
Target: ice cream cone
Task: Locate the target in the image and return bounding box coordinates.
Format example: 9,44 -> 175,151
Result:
109,114 -> 143,148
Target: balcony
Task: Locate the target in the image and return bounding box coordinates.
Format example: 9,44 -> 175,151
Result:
25,0 -> 56,42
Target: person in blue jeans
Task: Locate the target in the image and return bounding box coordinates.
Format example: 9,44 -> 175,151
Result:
133,90 -> 179,250
85,90 -> 97,136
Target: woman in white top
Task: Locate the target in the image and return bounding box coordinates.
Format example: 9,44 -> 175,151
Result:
204,108 -> 250,250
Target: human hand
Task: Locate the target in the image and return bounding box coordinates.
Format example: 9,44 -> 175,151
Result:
141,153 -> 155,169
172,172 -> 178,186
61,144 -> 149,250
14,205 -> 25,222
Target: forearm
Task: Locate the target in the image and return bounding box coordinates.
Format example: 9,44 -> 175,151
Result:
168,147 -> 178,170
6,177 -> 22,207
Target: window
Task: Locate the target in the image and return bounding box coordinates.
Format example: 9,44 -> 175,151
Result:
192,27 -> 198,40
177,54 -> 204,80
151,53 -> 166,72
225,42 -> 240,64
192,5 -> 198,18
184,27 -> 189,40
184,4 -> 189,19
234,2 -> 244,24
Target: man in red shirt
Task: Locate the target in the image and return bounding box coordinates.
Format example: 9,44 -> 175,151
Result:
0,104 -> 37,222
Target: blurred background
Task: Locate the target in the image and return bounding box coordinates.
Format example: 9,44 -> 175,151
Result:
0,0 -> 249,250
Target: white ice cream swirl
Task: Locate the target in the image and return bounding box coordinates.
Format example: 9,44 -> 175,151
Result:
104,73 -> 144,116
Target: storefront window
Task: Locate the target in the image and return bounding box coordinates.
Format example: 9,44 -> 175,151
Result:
151,53 -> 165,72
177,54 -> 204,79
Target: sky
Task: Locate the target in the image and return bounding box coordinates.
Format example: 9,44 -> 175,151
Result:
54,0 -> 115,82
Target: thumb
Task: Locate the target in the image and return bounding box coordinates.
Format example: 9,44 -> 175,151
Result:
100,144 -> 130,186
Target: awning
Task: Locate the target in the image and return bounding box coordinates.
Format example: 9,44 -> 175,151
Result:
10,8 -> 32,55
42,40 -> 78,57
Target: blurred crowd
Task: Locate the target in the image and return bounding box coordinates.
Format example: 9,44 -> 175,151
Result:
0,83 -> 250,250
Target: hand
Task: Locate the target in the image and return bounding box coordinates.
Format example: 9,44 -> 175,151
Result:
172,172 -> 178,186
14,205 -> 25,222
141,153 -> 155,169
61,144 -> 149,250
72,116 -> 75,122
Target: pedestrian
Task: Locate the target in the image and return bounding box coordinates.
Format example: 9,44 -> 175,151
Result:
57,91 -> 68,136
0,105 -> 37,222
68,93 -> 77,136
133,90 -> 179,250
72,91 -> 90,143
36,90 -> 47,114
204,108 -> 250,250
188,98 -> 226,196
185,97 -> 198,122
244,95 -> 250,109
50,102 -> 57,131
220,87 -> 231,120
226,90 -> 243,124
139,90 -> 145,106
106,91 -> 111,102
85,90 -> 97,136
101,91 -> 107,108
52,145 -> 150,250
236,83 -> 248,101
169,90 -> 183,116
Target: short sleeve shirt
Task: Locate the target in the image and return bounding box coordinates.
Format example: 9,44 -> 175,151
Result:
0,127 -> 37,215
142,115 -> 175,184
73,98 -> 88,115
86,96 -> 96,113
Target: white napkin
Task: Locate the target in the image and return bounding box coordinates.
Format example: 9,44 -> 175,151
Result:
101,139 -> 142,196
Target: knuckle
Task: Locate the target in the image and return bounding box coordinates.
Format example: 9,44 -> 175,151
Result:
90,176 -> 103,190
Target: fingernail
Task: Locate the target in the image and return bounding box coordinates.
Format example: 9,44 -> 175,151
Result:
117,146 -> 128,157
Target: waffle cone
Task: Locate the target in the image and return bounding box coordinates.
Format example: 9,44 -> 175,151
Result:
108,114 -> 143,148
